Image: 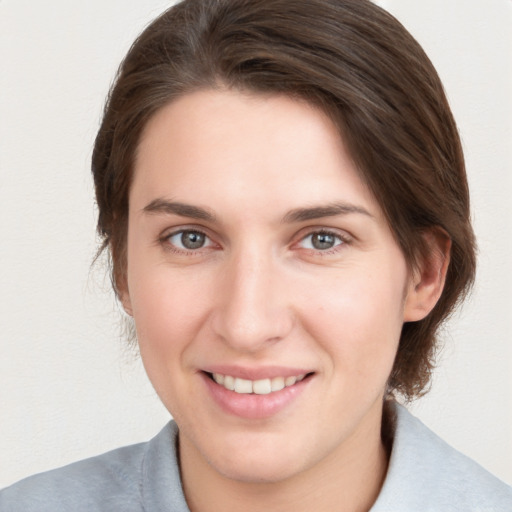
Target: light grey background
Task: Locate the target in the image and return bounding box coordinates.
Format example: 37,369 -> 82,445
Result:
1,0 -> 511,488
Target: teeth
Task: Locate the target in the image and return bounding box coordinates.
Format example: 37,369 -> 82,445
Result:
212,373 -> 306,394
234,378 -> 253,394
223,375 -> 235,391
285,376 -> 297,386
271,376 -> 285,392
253,379 -> 272,395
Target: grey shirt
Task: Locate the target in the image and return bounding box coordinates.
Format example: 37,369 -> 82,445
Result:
1,404 -> 511,511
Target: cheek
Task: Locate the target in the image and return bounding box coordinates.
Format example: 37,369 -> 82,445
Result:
297,262 -> 406,375
126,260 -> 213,360
127,268 -> 216,412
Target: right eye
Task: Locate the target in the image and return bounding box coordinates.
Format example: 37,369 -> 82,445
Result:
298,231 -> 345,251
166,230 -> 214,251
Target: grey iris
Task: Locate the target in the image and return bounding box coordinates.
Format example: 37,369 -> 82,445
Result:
181,231 -> 205,249
312,233 -> 336,250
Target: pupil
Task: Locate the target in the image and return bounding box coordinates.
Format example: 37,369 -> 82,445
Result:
312,233 -> 335,250
181,231 -> 205,249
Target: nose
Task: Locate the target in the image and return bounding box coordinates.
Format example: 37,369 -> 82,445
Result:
210,246 -> 294,353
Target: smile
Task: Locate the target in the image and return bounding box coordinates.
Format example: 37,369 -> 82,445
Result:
211,373 -> 307,394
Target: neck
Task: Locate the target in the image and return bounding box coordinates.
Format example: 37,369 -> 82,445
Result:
179,402 -> 390,512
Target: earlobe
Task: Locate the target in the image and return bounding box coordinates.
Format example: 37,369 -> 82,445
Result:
116,274 -> 133,317
403,229 -> 451,322
120,291 -> 133,317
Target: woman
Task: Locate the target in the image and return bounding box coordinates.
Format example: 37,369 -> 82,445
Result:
2,0 -> 511,510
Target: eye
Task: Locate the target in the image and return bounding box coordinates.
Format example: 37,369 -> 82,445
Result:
166,230 -> 213,251
299,230 -> 345,251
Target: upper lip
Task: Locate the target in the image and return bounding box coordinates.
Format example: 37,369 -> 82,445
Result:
201,365 -> 313,380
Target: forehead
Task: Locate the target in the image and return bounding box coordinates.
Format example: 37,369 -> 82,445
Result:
131,89 -> 381,221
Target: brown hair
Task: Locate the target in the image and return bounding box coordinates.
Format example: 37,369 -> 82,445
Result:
92,0 -> 476,400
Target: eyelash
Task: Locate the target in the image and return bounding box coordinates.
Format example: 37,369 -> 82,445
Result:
159,228 -> 351,256
295,229 -> 350,255
159,228 -> 214,256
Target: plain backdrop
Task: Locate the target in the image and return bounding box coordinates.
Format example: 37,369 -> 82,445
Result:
1,0 -> 511,489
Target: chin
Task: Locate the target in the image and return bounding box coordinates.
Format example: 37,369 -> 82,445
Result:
213,455 -> 302,484
202,432 -> 310,484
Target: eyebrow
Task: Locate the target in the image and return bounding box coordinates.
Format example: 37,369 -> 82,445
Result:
282,202 -> 374,223
142,199 -> 216,222
142,198 -> 372,224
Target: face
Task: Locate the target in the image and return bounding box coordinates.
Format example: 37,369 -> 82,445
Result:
123,89 -> 420,484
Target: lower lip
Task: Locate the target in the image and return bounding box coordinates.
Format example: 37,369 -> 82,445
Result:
201,373 -> 311,420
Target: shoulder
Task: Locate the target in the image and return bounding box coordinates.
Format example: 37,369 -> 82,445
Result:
372,403 -> 512,512
0,443 -> 146,512
0,422 -> 183,512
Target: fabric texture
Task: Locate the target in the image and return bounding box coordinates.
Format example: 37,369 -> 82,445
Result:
1,404 -> 511,511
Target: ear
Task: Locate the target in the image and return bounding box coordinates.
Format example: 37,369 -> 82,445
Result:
403,228 -> 451,322
116,272 -> 133,317
119,289 -> 133,317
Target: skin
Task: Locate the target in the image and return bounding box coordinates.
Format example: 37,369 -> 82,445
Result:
121,89 -> 448,512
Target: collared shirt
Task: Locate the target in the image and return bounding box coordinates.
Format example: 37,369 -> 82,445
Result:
1,403 -> 511,511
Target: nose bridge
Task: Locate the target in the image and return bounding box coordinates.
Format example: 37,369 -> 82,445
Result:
211,241 -> 292,350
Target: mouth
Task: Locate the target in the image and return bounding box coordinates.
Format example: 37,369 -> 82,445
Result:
202,369 -> 314,419
205,372 -> 313,395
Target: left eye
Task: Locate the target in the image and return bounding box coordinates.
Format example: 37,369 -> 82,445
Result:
167,230 -> 213,250
299,231 -> 344,251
